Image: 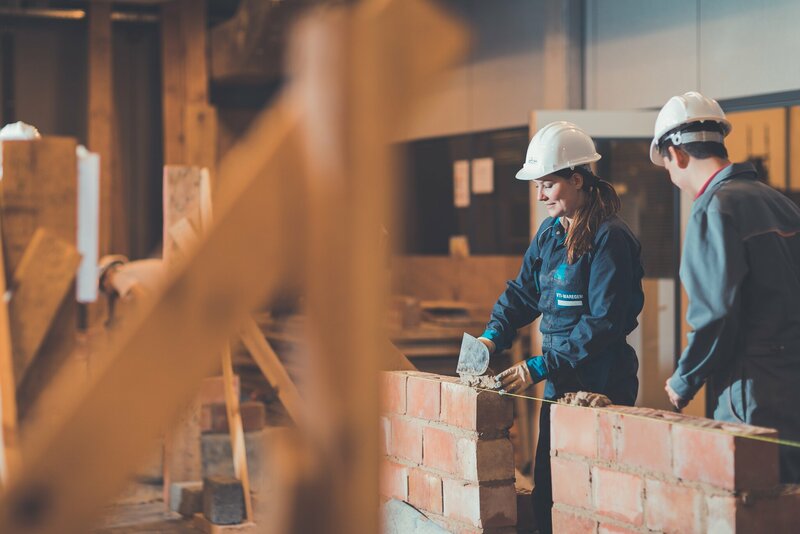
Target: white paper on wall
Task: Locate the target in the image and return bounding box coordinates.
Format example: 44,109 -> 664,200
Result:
471,157 -> 494,194
453,159 -> 470,208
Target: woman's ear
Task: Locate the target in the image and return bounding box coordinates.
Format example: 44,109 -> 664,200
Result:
570,172 -> 584,189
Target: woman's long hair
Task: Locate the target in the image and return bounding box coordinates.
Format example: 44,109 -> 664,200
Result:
553,165 -> 621,264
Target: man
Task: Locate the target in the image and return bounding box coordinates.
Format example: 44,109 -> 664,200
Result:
652,91 -> 800,483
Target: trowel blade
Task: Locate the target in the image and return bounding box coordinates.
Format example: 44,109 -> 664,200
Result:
456,333 -> 490,376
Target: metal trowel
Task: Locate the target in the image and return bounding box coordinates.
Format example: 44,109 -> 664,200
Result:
456,333 -> 491,377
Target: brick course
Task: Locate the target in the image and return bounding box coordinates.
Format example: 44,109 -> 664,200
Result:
550,403 -> 797,533
379,371 -> 515,533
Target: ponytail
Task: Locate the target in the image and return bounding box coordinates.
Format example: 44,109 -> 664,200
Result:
554,166 -> 621,264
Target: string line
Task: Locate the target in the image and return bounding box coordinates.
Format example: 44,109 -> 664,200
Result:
411,375 -> 800,450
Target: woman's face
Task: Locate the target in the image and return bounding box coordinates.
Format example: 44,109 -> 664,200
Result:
535,173 -> 584,219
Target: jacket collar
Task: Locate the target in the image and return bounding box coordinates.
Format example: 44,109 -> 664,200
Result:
703,162 -> 759,194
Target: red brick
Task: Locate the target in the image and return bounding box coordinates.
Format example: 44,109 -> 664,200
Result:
592,467 -> 643,525
707,489 -> 800,533
423,426 -> 459,474
407,375 -> 441,421
389,416 -> 423,463
644,479 -> 702,533
618,413 -> 671,475
423,427 -> 513,482
597,523 -> 640,534
200,375 -> 240,405
672,423 -> 778,490
380,461 -> 408,500
551,456 -> 591,510
597,410 -> 618,462
379,416 -> 391,456
516,488 -> 535,532
552,505 -> 598,534
408,468 -> 443,514
442,479 -> 516,528
441,380 -> 513,432
380,372 -> 407,415
551,404 -> 598,458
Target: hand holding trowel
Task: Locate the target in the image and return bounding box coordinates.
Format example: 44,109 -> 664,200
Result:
456,333 -> 501,389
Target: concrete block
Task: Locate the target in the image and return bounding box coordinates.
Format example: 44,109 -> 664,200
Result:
169,481 -> 203,517
202,476 -> 245,525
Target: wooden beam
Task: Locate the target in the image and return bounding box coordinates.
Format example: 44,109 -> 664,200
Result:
0,220 -> 21,489
88,2 -> 116,256
221,345 -> 253,521
237,319 -> 303,424
9,229 -> 81,386
294,2 -> 467,532
161,1 -> 186,165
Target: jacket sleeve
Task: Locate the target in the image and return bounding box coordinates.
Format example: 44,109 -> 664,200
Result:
482,237 -> 543,352
541,227 -> 640,380
668,206 -> 747,401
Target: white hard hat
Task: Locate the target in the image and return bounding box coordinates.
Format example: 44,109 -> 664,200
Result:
516,121 -> 601,181
650,91 -> 732,166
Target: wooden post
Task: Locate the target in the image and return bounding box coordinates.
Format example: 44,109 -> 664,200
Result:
88,2 -> 118,256
161,1 -> 186,165
0,222 -> 20,488
294,2 -> 467,532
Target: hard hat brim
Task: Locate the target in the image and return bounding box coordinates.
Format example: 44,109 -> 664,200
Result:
650,139 -> 664,166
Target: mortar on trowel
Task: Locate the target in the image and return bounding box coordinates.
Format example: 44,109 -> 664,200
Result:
456,333 -> 501,389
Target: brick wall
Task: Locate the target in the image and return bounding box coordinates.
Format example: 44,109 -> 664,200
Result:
380,370 -> 518,533
550,404 -> 800,533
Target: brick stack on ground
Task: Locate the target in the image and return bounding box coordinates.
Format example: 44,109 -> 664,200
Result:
380,370 -> 518,533
550,403 -> 800,533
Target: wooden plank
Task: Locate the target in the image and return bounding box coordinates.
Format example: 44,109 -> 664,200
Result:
0,137 -> 77,277
88,2 -> 115,256
0,219 -> 20,488
9,229 -> 81,385
237,319 -> 304,424
161,1 -> 186,165
221,345 -> 253,521
185,104 -> 218,186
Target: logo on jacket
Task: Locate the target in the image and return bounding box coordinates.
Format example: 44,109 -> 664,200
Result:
555,290 -> 583,308
554,263 -> 568,281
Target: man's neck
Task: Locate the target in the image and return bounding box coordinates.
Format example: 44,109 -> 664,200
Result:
687,157 -> 730,198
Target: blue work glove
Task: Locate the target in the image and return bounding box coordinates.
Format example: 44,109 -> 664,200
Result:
496,356 -> 547,394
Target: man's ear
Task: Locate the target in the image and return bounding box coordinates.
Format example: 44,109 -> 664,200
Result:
668,146 -> 690,169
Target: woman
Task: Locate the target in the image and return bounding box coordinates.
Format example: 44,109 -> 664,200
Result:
478,121 -> 644,534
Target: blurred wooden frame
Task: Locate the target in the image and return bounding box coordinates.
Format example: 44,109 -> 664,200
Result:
0,1 -> 466,533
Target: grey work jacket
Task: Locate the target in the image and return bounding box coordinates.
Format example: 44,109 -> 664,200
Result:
669,163 -> 800,437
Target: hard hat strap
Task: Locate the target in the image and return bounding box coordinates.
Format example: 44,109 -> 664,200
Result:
663,129 -> 724,147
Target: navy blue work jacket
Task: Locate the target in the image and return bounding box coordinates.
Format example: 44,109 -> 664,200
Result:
484,215 -> 644,401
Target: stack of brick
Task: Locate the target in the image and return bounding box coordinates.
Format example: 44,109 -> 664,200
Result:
379,370 -> 517,533
550,404 -> 800,533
